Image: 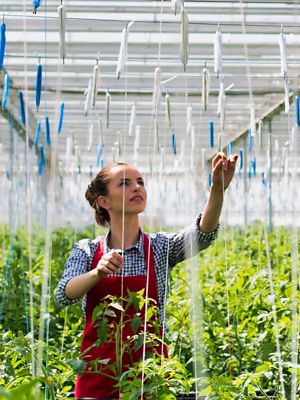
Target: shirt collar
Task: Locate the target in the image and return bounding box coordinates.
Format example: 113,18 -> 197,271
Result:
104,229 -> 144,255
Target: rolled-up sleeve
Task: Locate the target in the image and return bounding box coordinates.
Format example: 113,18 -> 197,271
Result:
165,214 -> 219,269
54,240 -> 93,306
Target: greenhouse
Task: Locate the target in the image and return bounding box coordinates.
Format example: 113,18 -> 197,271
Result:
0,0 -> 299,399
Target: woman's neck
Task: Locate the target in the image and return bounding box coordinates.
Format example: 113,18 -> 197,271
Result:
108,214 -> 141,250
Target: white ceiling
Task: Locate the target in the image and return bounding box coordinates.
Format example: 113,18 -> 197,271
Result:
0,0 -> 300,175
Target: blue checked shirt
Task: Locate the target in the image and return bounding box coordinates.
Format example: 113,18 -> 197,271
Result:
55,215 -> 218,325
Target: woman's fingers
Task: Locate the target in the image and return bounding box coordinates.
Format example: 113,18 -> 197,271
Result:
97,251 -> 124,276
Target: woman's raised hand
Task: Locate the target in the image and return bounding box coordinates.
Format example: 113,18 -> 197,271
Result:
96,251 -> 124,279
211,152 -> 238,191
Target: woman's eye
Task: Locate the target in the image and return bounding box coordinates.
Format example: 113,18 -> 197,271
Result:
120,181 -> 128,186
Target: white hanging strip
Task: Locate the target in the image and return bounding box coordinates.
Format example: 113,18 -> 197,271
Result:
160,147 -> 165,176
87,124 -> 93,151
116,21 -> 134,80
128,104 -> 136,137
284,78 -> 290,113
290,126 -> 296,152
186,105 -> 192,136
180,139 -> 186,165
274,138 -> 279,163
84,78 -> 92,117
214,27 -> 223,78
117,131 -> 122,156
91,63 -> 100,109
217,80 -> 225,130
154,119 -> 160,152
98,118 -> 104,147
165,93 -> 172,127
112,145 -> 116,162
250,105 -> 256,137
106,92 -> 111,128
257,119 -> 263,152
279,28 -> 290,113
134,125 -> 140,161
180,8 -> 189,72
65,136 -> 72,164
190,125 -> 195,169
218,130 -> 223,151
75,144 -> 81,170
171,0 -> 183,15
202,67 -> 210,111
116,27 -> 128,80
58,1 -> 66,63
201,148 -> 206,170
279,29 -> 288,77
152,67 -> 161,118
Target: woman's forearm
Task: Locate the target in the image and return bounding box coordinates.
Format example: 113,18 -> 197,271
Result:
199,184 -> 224,233
65,268 -> 101,300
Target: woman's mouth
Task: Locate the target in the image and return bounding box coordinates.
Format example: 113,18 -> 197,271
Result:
130,195 -> 144,201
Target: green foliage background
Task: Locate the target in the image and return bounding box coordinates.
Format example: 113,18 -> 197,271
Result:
0,223 -> 299,399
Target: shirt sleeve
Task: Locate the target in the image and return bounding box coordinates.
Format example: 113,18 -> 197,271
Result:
159,214 -> 219,269
54,239 -> 93,306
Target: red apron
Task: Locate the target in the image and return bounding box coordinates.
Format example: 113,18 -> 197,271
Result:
75,233 -> 168,399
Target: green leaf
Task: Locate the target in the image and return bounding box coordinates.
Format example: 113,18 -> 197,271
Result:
131,315 -> 141,334
70,359 -> 87,374
97,319 -> 108,344
104,309 -> 116,318
110,302 -> 124,312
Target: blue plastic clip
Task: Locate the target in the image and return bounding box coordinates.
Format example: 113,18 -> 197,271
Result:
32,0 -> 42,14
0,23 -> 6,70
45,116 -> 50,146
35,61 -> 42,110
57,102 -> 64,135
96,144 -> 103,168
239,148 -> 243,170
2,73 -> 10,109
34,122 -> 41,146
171,129 -> 176,155
19,91 -> 26,125
209,120 -> 214,148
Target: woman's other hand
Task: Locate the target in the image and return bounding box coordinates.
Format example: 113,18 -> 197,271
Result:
96,251 -> 124,278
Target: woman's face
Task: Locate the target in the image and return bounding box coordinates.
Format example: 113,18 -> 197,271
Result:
100,165 -> 147,216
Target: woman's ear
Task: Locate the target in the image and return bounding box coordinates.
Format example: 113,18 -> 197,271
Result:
97,196 -> 110,210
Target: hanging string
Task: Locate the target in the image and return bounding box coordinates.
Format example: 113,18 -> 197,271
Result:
84,78 -> 92,117
128,104 -> 136,137
263,225 -> 287,399
105,91 -> 111,128
22,0 -> 36,376
141,1 -> 165,397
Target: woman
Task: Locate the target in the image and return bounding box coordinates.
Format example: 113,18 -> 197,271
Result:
55,152 -> 238,399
